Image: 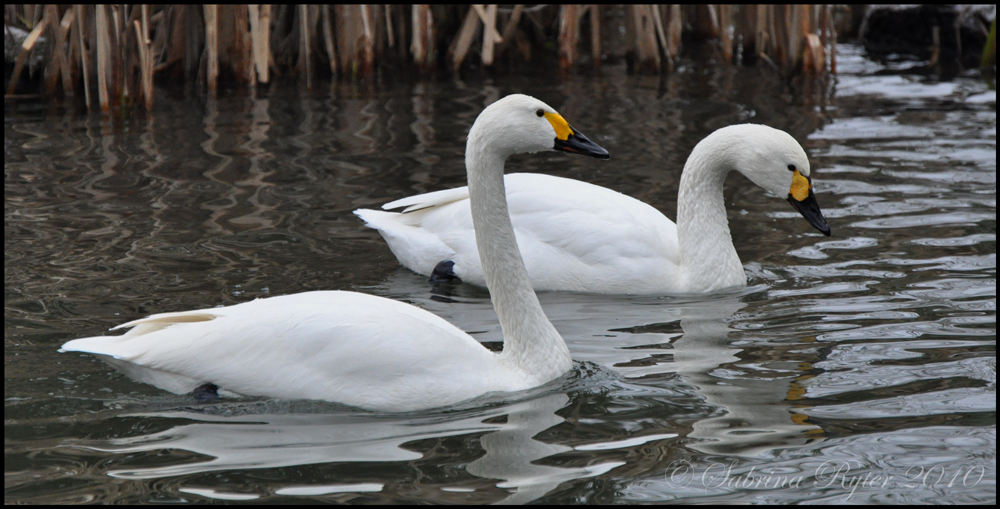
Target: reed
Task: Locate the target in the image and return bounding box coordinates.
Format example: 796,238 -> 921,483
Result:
4,4 -> 841,113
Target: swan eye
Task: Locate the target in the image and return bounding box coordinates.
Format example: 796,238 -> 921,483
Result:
787,164 -> 796,172
536,109 -> 545,117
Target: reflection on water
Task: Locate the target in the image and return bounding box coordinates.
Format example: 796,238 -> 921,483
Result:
5,45 -> 995,503
62,393 -> 622,504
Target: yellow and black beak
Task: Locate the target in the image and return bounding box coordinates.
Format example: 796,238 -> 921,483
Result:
545,112 -> 610,159
787,170 -> 831,236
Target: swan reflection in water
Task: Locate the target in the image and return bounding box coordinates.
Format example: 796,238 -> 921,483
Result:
64,272 -> 823,501
67,392 -> 622,503
388,270 -> 825,457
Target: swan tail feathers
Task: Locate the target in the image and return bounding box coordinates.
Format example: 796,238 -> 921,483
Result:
60,312 -> 220,360
59,335 -> 129,357
61,335 -> 205,394
60,310 -> 220,358
354,208 -> 454,276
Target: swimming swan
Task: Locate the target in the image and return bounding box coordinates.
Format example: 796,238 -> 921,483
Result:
59,94 -> 610,412
355,123 -> 830,294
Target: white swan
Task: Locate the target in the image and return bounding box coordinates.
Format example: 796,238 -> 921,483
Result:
355,123 -> 830,294
59,94 -> 610,412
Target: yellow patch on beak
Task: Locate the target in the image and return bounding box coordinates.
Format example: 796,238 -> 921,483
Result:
544,112 -> 574,141
790,170 -> 811,201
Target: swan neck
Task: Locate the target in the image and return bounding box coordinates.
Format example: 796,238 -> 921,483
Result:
465,141 -> 571,382
675,145 -> 746,291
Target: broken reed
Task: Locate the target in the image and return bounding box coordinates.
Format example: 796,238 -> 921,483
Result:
5,5 -> 837,113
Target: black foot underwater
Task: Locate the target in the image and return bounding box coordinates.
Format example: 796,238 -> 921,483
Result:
429,260 -> 459,284
191,383 -> 220,403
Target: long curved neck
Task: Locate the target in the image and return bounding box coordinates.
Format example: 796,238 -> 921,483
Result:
675,145 -> 746,292
465,139 -> 571,383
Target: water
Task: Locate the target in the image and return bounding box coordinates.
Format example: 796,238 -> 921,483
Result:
5,45 -> 995,503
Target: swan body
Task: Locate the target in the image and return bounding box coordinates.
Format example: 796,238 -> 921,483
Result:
356,124 -> 831,294
61,94 -> 610,412
62,292 -> 519,411
356,173 -> 680,294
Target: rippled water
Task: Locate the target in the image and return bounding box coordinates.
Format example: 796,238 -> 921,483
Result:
5,45 -> 995,503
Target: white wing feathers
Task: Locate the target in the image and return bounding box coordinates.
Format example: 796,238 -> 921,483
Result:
382,186 -> 471,213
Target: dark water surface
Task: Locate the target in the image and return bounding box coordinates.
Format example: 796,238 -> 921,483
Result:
6,46 -> 995,503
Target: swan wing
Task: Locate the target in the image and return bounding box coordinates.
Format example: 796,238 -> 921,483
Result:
357,174 -> 680,293
61,291 -> 507,411
382,186 -> 471,213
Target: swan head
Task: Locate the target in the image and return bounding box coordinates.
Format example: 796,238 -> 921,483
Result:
468,94 -> 610,160
707,124 -> 832,237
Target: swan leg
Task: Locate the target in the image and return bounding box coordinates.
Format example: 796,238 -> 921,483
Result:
429,260 -> 459,283
191,383 -> 220,403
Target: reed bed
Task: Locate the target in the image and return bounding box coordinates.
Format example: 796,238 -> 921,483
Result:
4,5 -> 838,112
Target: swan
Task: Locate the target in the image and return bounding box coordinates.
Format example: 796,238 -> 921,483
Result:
59,94 -> 610,412
355,123 -> 830,294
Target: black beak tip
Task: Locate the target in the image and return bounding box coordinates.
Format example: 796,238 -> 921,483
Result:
554,128 -> 610,160
788,194 -> 832,236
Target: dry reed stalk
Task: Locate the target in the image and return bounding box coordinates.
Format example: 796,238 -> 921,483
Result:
787,5 -> 802,74
298,4 -> 312,85
74,5 -> 91,107
707,5 -> 720,38
809,4 -> 819,39
384,5 -> 395,48
228,5 -> 254,85
718,4 -> 732,63
133,5 -> 153,108
142,5 -> 154,105
802,33 -> 823,74
501,5 -> 524,43
589,5 -> 601,68
667,5 -> 682,66
249,5 -> 271,82
801,5 -> 824,74
773,5 -> 789,69
57,7 -> 77,94
41,6 -> 64,94
739,5 -> 757,62
631,5 -> 660,73
689,4 -> 719,40
558,5 -> 579,70
410,4 -> 434,70
42,5 -> 62,95
473,5 -> 504,45
359,4 -> 375,76
261,6 -> 272,79
493,4 -> 523,60
334,5 -> 353,74
4,3 -> 840,106
109,5 -> 124,102
204,5 -> 218,95
95,5 -> 110,110
480,4 -> 500,66
6,17 -> 46,96
319,6 -> 337,78
450,6 -> 479,70
650,5 -> 670,66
